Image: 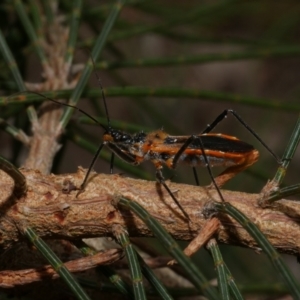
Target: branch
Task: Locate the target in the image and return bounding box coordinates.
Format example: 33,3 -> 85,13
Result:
0,248 -> 122,288
1,168 -> 299,255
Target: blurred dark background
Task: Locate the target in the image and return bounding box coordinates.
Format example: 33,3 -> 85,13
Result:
0,0 -> 300,297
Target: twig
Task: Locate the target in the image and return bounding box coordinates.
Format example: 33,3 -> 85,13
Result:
0,248 -> 122,288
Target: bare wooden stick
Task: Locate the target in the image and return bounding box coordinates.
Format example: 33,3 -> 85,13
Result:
168,217 -> 221,265
0,248 -> 122,288
1,167 -> 300,255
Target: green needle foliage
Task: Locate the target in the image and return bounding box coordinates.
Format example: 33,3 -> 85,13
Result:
207,201 -> 300,298
23,227 -> 91,300
113,225 -> 147,300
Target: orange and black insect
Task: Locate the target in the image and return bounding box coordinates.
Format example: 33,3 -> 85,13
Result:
30,80 -> 281,221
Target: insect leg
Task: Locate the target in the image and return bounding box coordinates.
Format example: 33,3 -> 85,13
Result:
110,153 -> 115,174
172,135 -> 225,202
171,135 -> 200,186
76,142 -> 105,197
202,109 -> 281,163
212,150 -> 259,188
193,167 -> 200,186
155,168 -> 191,220
76,142 -> 139,196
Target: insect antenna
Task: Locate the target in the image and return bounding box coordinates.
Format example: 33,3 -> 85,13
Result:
88,56 -> 111,127
76,68 -> 114,195
8,90 -> 109,195
10,91 -> 108,132
89,59 -> 117,175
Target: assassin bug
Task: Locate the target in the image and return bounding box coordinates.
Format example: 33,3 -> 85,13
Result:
25,77 -> 281,221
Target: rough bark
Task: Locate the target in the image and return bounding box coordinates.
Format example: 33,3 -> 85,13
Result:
1,168 -> 299,255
